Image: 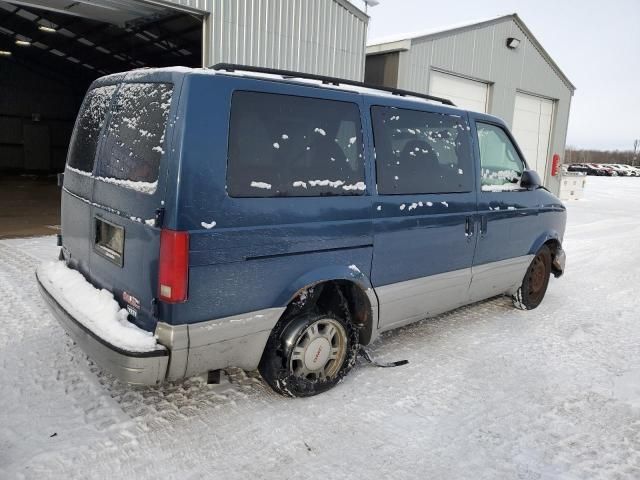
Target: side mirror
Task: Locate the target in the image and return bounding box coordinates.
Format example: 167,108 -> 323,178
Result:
520,169 -> 541,189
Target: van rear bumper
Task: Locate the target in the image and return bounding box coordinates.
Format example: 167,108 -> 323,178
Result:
37,274 -> 169,385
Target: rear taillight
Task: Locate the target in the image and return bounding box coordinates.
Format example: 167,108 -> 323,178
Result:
158,229 -> 189,303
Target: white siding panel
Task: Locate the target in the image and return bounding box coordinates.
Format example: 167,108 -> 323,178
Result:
512,92 -> 554,176
430,71 -> 488,113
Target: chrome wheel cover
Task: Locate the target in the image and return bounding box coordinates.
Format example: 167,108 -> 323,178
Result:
289,318 -> 347,380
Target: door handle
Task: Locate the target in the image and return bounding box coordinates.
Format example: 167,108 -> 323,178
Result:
480,215 -> 488,236
465,216 -> 474,238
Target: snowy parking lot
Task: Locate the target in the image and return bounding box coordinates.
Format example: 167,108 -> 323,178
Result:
1,176 -> 639,479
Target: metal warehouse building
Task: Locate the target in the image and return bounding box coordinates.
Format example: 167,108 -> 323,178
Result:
0,0 -> 367,175
365,14 -> 576,195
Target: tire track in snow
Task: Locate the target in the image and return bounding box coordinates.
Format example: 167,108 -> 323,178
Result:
0,243 -> 286,478
4,177 -> 640,480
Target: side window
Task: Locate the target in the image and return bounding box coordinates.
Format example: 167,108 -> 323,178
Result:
476,122 -> 525,192
227,91 -> 365,197
371,106 -> 473,195
67,85 -> 117,173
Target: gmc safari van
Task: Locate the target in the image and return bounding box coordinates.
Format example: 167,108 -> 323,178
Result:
37,64 -> 566,397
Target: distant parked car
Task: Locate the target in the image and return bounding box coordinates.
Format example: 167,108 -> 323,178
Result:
567,164 -> 595,175
603,164 -> 632,176
612,164 -> 639,177
588,164 -> 614,176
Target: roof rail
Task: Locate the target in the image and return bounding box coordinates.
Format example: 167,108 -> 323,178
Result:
211,63 -> 456,107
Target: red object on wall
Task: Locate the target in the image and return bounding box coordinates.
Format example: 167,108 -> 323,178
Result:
551,154 -> 560,176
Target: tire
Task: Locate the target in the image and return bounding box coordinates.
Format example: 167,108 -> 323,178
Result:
512,245 -> 552,310
259,310 -> 359,397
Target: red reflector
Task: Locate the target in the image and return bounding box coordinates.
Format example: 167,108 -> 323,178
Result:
551,154 -> 561,176
158,229 -> 189,303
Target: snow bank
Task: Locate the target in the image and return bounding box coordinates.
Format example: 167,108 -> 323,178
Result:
37,261 -> 162,353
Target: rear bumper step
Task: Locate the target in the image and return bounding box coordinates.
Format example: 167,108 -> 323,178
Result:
37,272 -> 169,385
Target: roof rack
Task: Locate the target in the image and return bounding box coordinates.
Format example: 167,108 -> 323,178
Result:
211,63 -> 456,107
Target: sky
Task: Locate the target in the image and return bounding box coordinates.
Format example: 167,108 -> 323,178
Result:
359,0 -> 640,151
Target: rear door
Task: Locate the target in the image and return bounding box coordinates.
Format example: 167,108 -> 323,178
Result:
90,78 -> 180,330
62,81 -> 121,279
368,99 -> 478,330
62,72 -> 182,331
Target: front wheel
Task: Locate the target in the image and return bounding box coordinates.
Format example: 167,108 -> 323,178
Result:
512,245 -> 552,310
259,311 -> 359,397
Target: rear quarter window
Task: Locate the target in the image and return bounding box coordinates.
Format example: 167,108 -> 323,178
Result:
227,91 -> 365,197
96,82 -> 173,193
66,85 -> 117,174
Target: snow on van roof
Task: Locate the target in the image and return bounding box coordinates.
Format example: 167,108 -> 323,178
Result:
97,65 -> 462,110
213,68 -> 462,109
99,66 -> 198,83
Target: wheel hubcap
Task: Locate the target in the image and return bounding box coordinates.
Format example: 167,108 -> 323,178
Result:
290,318 -> 347,380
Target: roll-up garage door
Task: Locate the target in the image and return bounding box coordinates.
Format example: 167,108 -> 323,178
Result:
429,71 -> 488,113
512,92 -> 554,177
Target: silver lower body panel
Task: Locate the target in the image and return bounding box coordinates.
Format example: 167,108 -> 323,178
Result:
37,273 -> 169,385
155,308 -> 285,381
375,255 -> 534,333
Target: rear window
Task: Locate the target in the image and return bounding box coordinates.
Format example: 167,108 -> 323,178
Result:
67,85 -> 116,173
96,82 -> 173,193
227,91 -> 365,197
371,106 -> 473,195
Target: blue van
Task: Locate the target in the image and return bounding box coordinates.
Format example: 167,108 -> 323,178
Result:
37,64 -> 566,397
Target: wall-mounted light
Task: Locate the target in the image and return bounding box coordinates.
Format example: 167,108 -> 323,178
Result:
506,37 -> 521,50
0,50 -> 11,56
363,0 -> 380,13
15,39 -> 31,46
38,25 -> 57,33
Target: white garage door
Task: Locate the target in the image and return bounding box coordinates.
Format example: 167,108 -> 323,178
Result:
429,71 -> 488,113
512,93 -> 554,177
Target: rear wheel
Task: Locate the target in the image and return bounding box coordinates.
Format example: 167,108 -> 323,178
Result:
259,311 -> 358,397
512,245 -> 552,310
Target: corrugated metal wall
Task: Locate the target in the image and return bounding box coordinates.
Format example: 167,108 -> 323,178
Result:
393,17 -> 573,194
148,0 -> 212,13
202,0 -> 368,80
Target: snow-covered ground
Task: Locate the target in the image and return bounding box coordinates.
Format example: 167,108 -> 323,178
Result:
1,176 -> 639,479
